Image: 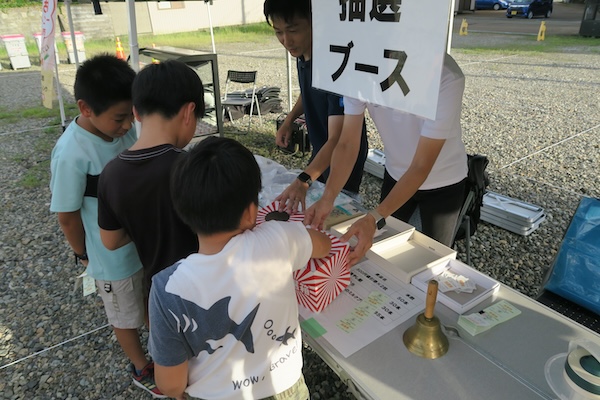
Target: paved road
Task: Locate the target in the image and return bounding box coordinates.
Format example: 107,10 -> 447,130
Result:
453,2 -> 586,35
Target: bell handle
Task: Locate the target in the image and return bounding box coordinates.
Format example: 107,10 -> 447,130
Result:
424,279 -> 439,320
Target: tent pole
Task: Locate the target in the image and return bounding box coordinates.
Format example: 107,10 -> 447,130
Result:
286,50 -> 293,113
447,0 -> 456,54
205,0 -> 216,54
126,0 -> 140,72
64,0 -> 80,68
54,61 -> 67,131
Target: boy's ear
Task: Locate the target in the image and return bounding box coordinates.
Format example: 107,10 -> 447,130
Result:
132,106 -> 142,122
183,102 -> 196,125
241,202 -> 258,230
77,99 -> 93,117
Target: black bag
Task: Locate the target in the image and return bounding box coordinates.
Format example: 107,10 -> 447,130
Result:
455,154 -> 490,241
276,114 -> 311,156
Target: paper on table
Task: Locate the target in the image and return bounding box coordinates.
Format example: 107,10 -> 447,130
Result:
458,300 -> 521,336
299,259 -> 425,358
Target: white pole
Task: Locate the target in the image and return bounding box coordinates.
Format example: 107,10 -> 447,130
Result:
286,50 -> 293,113
126,0 -> 140,72
53,61 -> 67,131
206,1 -> 216,54
448,0 -> 456,54
64,0 -> 80,68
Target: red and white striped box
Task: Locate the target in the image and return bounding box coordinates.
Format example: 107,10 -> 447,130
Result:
294,234 -> 351,313
256,201 -> 304,225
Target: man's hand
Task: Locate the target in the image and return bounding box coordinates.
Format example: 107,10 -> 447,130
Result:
276,179 -> 309,213
340,214 -> 377,266
275,121 -> 292,148
304,198 -> 334,231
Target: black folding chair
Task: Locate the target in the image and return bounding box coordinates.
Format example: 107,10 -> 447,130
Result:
221,70 -> 262,133
452,154 -> 489,265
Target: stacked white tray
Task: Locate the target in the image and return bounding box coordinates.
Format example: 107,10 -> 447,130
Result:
364,149 -> 385,179
481,191 -> 545,236
331,216 -> 456,284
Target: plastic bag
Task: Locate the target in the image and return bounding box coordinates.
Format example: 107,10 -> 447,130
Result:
544,197 -> 600,315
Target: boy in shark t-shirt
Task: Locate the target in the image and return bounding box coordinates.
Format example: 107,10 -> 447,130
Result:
148,137 -> 331,400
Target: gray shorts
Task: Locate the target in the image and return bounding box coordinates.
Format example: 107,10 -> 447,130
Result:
96,268 -> 145,329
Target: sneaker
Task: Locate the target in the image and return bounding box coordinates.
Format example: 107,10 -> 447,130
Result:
130,362 -> 168,398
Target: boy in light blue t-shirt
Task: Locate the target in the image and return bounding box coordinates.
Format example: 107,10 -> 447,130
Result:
49,54 -> 165,398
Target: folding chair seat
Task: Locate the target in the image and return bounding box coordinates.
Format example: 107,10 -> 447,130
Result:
221,70 -> 262,133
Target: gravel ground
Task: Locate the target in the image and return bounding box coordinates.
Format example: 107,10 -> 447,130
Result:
1,33 -> 599,399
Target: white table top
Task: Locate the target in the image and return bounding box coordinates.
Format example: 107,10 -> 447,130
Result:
303,281 -> 599,400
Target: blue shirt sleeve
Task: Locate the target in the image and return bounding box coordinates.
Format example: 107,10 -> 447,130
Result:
327,93 -> 345,117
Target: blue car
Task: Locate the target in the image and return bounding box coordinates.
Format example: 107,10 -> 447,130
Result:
506,0 -> 553,18
476,0 -> 510,10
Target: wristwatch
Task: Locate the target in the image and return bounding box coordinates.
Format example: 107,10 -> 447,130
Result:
368,210 -> 386,230
297,172 -> 313,187
74,251 -> 88,266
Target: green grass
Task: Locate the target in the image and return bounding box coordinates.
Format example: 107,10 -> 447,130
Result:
15,125 -> 62,189
0,0 -> 40,9
455,33 -> 600,54
85,24 -> 274,55
1,21 -> 598,65
18,159 -> 50,188
0,103 -> 78,124
0,23 -> 274,64
0,104 -> 75,189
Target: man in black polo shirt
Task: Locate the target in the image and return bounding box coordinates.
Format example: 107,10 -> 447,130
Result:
264,0 -> 368,213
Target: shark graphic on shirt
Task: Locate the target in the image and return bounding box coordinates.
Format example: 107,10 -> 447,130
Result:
167,296 -> 260,356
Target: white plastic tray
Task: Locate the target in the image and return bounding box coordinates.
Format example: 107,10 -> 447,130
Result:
329,215 -> 414,247
366,228 -> 456,283
364,149 -> 385,179
482,191 -> 545,225
411,258 -> 500,314
481,209 -> 546,236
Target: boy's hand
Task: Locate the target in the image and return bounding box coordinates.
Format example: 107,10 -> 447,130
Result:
340,214 -> 376,266
304,198 -> 334,231
307,229 -> 331,259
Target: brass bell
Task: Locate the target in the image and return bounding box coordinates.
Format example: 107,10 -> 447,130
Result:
403,279 -> 449,359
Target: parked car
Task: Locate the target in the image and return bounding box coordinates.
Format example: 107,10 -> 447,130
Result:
476,0 -> 510,10
506,0 -> 553,18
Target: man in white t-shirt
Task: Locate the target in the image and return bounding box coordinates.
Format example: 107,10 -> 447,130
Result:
305,54 -> 468,265
149,137 -> 331,400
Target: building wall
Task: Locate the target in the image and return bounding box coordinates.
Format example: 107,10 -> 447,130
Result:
0,1 -> 266,40
146,0 -> 266,34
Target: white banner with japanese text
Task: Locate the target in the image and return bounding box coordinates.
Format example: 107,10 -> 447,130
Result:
41,0 -> 58,109
312,0 -> 452,120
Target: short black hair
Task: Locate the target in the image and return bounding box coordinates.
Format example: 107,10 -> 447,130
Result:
73,54 -> 136,115
171,137 -> 262,235
132,60 -> 205,120
263,0 -> 311,26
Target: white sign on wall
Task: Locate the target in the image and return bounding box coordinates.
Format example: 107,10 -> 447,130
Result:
312,0 -> 452,120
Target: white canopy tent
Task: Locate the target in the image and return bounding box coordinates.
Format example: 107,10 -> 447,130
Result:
56,0 -> 456,126
62,0 -> 217,71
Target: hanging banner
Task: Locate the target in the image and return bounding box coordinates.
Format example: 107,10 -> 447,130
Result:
41,0 -> 58,109
312,0 -> 452,120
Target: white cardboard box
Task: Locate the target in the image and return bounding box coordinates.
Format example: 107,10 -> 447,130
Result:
330,215 -> 414,247
411,258 -> 500,314
367,229 -> 457,283
330,215 -> 456,283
